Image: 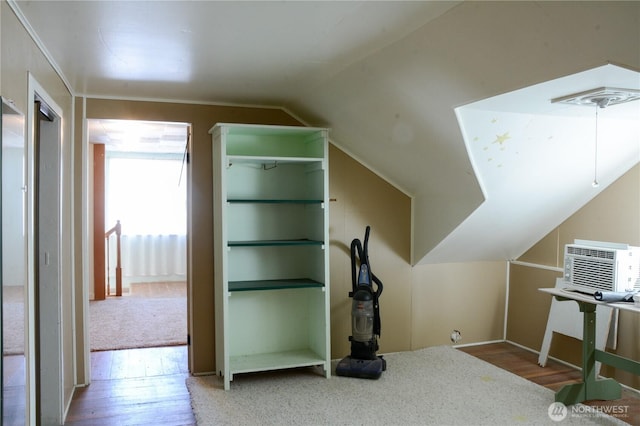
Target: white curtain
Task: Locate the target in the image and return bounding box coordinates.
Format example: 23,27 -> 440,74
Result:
106,234 -> 186,280
105,154 -> 186,283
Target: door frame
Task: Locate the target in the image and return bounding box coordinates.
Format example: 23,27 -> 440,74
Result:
80,112 -> 192,380
26,73 -> 65,425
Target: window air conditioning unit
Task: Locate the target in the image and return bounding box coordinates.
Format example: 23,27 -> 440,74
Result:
563,240 -> 640,294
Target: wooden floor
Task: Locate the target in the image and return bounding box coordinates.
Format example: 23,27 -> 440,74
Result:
65,345 -> 195,425
3,354 -> 26,426
62,342 -> 639,425
460,342 -> 639,425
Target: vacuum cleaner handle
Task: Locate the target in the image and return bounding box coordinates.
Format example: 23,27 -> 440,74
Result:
372,274 -> 382,336
363,226 -> 382,298
350,238 -> 362,295
363,226 -> 371,261
364,226 -> 383,337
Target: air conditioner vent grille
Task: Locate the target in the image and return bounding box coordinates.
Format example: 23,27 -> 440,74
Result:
566,246 -> 615,260
571,258 -> 615,291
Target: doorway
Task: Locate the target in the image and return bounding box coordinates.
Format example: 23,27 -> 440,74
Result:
26,75 -> 66,425
2,98 -> 27,426
87,119 -> 189,354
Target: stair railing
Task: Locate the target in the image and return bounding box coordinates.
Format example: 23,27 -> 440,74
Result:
105,220 -> 123,296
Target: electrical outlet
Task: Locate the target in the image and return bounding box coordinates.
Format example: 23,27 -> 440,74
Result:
450,330 -> 461,343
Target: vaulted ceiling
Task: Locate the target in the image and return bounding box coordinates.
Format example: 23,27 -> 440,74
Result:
10,0 -> 640,264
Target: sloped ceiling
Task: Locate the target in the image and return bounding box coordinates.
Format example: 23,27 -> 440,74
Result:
431,64 -> 640,263
284,1 -> 640,264
9,1 -> 640,264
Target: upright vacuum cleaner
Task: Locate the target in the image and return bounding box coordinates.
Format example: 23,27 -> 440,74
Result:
336,226 -> 386,379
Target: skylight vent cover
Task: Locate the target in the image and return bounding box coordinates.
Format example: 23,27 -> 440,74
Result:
551,87 -> 640,108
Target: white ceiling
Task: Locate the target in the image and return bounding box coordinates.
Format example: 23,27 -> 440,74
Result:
13,0 -> 458,104
9,1 -> 640,264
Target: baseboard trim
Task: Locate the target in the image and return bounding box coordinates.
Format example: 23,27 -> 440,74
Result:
453,339 -> 506,349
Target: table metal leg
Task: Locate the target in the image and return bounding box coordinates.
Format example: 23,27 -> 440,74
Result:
555,301 -> 621,405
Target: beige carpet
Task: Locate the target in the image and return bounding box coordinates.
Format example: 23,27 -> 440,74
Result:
3,282 -> 187,353
187,346 -> 624,425
90,281 -> 187,351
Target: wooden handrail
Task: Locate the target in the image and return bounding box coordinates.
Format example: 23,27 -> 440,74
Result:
105,220 -> 121,238
105,220 -> 123,296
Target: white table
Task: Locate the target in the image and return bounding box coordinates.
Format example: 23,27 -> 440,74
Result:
539,287 -> 640,405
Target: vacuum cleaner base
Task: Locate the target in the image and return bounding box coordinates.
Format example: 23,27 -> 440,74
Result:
335,355 -> 386,380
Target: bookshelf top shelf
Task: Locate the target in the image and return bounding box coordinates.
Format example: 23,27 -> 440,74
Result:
227,155 -> 324,165
212,124 -> 328,159
211,123 -> 327,136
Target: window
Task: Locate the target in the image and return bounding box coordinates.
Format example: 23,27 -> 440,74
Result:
105,154 -> 186,235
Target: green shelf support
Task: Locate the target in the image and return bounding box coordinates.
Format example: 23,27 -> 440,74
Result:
229,278 -> 324,292
228,239 -> 324,247
227,199 -> 323,204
